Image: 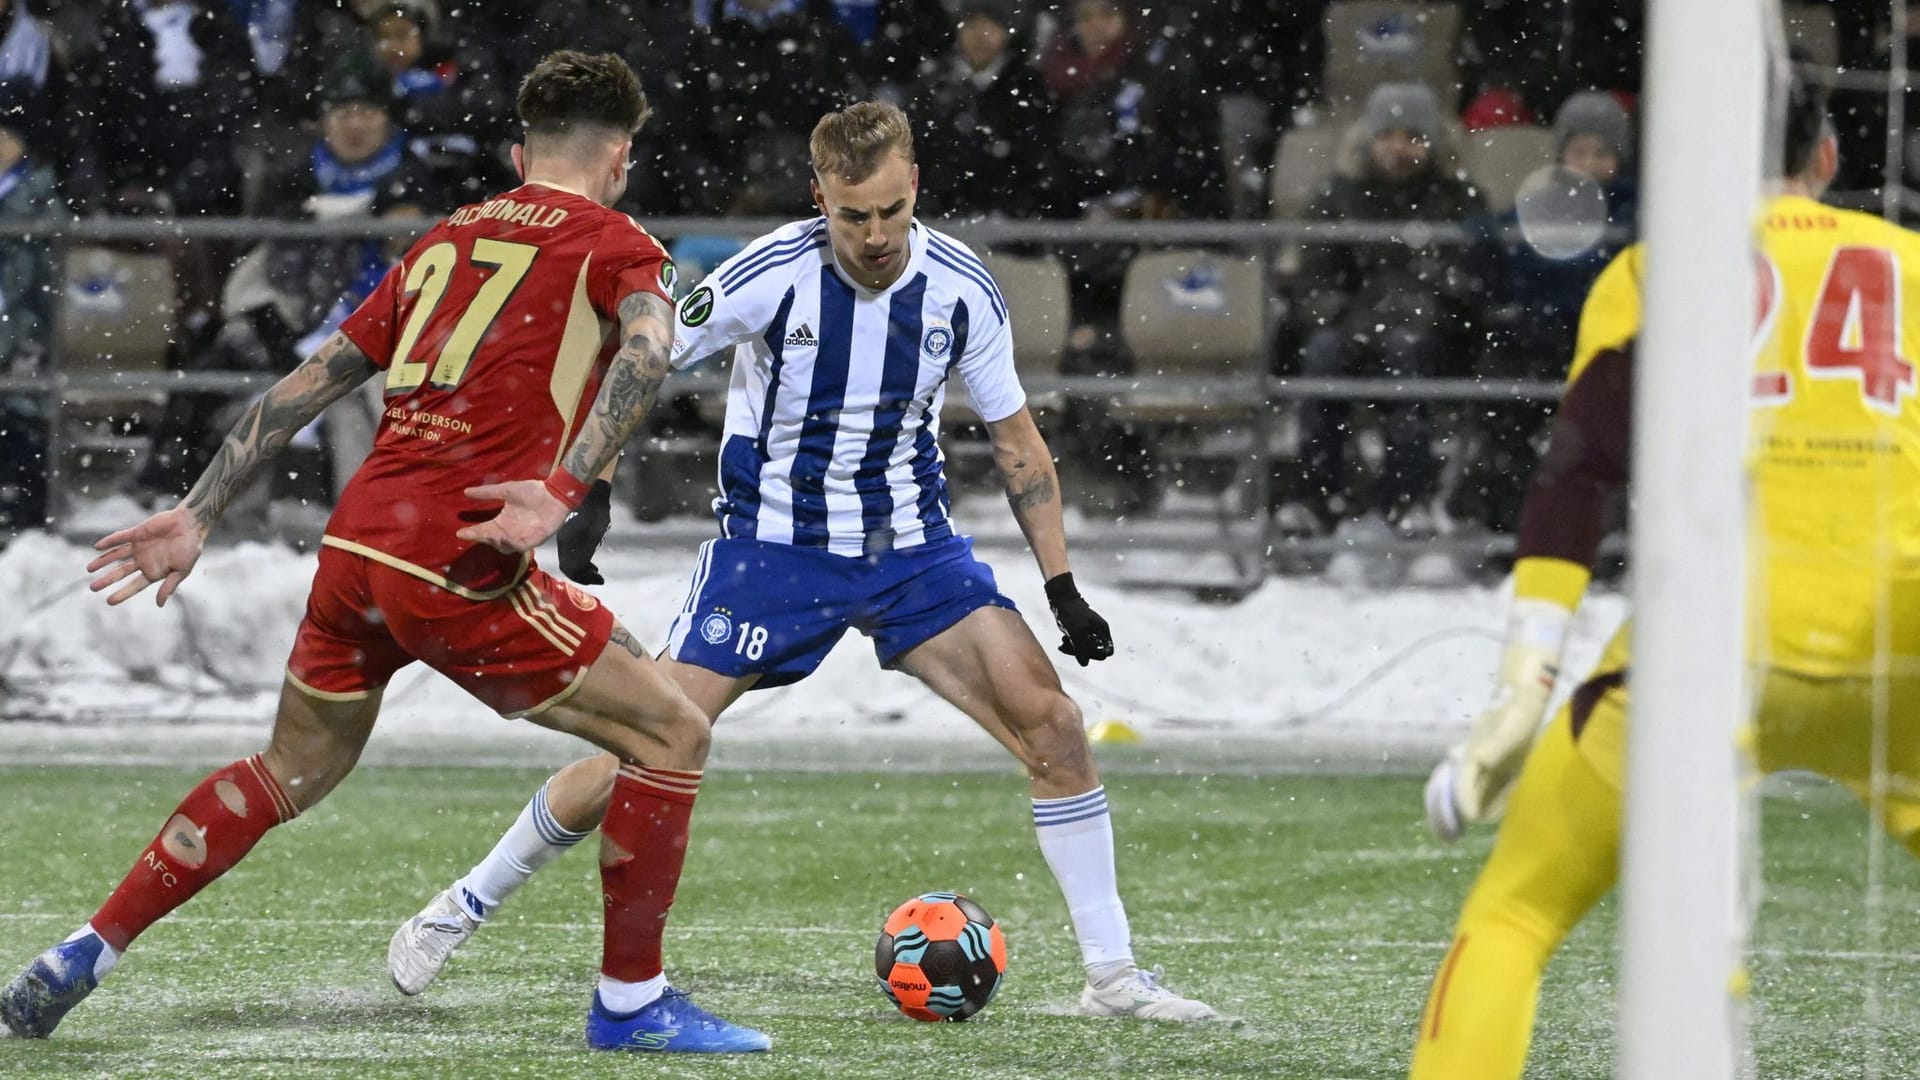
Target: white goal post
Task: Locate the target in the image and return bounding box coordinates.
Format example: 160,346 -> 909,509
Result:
1618,0 -> 1768,1076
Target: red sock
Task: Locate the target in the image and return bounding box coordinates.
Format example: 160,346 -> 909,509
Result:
599,764 -> 701,983
91,755 -> 298,951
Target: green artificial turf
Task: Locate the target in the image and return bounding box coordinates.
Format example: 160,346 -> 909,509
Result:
1,765 -> 1915,1078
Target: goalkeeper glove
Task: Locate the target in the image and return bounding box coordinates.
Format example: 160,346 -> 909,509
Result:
557,479 -> 614,585
1425,599 -> 1571,842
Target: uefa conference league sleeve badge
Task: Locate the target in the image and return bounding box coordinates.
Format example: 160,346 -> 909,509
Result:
681,286 -> 715,328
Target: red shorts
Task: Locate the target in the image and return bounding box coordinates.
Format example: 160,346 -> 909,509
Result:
286,544 -> 614,717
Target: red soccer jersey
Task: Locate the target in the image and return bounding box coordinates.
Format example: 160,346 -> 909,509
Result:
330,182 -> 672,597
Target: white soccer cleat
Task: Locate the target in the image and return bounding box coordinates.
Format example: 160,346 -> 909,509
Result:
388,890 -> 478,996
1079,965 -> 1223,1022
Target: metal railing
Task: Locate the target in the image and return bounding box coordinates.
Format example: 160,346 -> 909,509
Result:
15,213 -> 1602,593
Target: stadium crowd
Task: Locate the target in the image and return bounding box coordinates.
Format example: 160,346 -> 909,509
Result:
0,0 -> 1904,557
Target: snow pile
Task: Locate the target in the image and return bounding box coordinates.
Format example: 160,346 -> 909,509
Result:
0,529 -> 1626,769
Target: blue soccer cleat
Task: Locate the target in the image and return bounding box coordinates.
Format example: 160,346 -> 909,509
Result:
1,932 -> 109,1039
585,987 -> 772,1053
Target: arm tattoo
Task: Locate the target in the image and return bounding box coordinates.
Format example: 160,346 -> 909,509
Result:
560,291 -> 675,485
996,441 -> 1059,514
608,624 -> 648,659
181,333 -> 377,531
1007,472 -> 1057,511
989,408 -> 1073,578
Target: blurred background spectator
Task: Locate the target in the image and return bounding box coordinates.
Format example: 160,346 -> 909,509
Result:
1281,82 -> 1484,541
133,63 -> 440,500
0,1 -> 74,182
844,0 -> 954,96
0,86 -> 59,368
67,1 -> 257,218
502,0 -> 693,217
0,83 -> 66,534
6,0 -> 1917,568
910,0 -> 1058,220
1042,0 -> 1225,220
251,60 -> 441,351
1453,90 -> 1638,535
354,1 -> 512,203
62,0 -> 260,402
1042,0 -> 1226,370
675,0 -> 865,216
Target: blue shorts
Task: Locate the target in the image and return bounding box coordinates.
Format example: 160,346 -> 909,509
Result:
663,536 -> 1017,688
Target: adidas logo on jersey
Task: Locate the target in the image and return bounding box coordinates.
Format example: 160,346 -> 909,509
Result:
783,323 -> 818,348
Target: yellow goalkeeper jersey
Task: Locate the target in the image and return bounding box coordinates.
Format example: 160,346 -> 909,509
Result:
1566,193 -> 1920,676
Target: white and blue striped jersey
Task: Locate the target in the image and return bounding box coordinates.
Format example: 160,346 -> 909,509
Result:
669,217 -> 1024,555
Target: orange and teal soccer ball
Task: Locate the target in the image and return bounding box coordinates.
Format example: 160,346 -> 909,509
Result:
874,891 -> 1008,1021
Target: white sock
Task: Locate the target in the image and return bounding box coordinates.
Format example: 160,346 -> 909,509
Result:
451,781 -> 591,922
68,924 -> 120,981
597,972 -> 667,1015
1031,786 -> 1133,969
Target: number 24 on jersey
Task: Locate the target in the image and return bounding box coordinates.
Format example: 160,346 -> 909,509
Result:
1754,245 -> 1916,413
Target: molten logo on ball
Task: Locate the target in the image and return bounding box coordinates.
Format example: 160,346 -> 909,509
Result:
874,891 -> 1008,1021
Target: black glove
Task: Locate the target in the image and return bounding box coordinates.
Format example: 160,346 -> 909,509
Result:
1044,572 -> 1113,667
557,479 -> 613,585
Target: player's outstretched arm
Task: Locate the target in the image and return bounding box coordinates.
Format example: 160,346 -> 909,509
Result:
86,332 -> 377,607
460,291 -> 674,555
986,406 -> 1112,666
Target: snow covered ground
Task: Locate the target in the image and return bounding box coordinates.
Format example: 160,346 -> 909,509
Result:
0,516 -> 1626,774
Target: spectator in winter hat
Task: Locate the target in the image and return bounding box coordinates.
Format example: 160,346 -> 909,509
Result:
1362,81 -> 1445,181
1553,90 -> 1633,186
266,62 -> 412,214
1279,81 -> 1484,540
1452,91 -> 1639,534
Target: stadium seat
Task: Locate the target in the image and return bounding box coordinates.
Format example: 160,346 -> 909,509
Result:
1783,3 -> 1838,71
1321,2 -> 1462,118
978,251 -> 1068,398
943,251 -> 1070,429
1109,249 -> 1268,471
55,247 -> 179,465
1460,125 -> 1556,213
1104,250 -> 1271,592
59,247 -> 178,374
1117,250 -> 1266,396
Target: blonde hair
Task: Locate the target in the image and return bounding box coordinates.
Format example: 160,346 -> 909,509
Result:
809,101 -> 915,185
